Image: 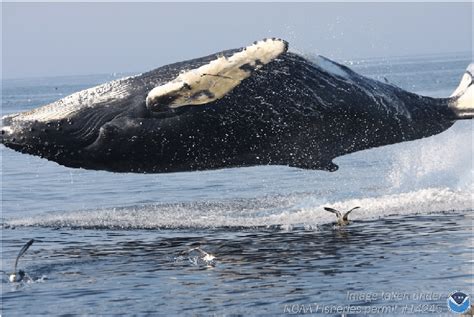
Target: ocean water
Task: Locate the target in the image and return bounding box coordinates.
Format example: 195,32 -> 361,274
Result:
1,53 -> 473,316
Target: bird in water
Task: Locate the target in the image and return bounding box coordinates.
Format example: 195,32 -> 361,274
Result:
180,247 -> 216,266
324,207 -> 360,226
7,239 -> 34,282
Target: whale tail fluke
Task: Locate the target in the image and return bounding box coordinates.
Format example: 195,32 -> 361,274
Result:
450,63 -> 474,119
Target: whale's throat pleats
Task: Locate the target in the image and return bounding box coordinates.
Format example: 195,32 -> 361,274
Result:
145,38 -> 288,112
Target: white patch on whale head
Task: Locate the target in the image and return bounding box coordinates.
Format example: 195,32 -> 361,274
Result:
146,38 -> 288,111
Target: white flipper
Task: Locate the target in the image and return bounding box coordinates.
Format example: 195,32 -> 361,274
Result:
450,64 -> 473,119
146,38 -> 288,111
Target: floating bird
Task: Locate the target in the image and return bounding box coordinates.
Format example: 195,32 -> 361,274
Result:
187,247 -> 215,262
8,239 -> 34,282
324,206 -> 360,226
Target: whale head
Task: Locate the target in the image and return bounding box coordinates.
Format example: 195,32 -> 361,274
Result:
0,76 -> 139,168
1,109 -> 92,168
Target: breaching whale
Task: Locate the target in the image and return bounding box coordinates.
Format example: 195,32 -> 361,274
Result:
1,39 -> 473,173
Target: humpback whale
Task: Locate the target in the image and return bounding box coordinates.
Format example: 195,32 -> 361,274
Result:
1,39 -> 473,173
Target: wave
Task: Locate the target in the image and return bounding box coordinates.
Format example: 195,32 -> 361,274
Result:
4,187 -> 470,230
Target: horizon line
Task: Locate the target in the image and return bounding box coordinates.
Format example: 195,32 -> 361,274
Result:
2,50 -> 472,81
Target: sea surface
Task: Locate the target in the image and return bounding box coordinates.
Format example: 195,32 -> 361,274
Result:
1,53 -> 473,316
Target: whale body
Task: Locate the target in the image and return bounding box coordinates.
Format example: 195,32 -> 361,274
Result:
1,39 -> 473,173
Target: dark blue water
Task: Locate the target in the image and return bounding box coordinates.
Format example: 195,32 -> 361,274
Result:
1,53 -> 473,316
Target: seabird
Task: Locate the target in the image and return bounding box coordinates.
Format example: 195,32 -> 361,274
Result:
8,239 -> 34,283
181,247 -> 216,263
324,206 -> 360,226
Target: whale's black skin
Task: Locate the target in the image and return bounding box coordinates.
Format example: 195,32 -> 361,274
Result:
1,48 -> 460,173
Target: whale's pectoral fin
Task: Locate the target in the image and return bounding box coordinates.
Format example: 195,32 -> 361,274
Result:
146,38 -> 288,112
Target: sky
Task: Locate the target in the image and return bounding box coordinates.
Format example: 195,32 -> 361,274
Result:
2,2 -> 472,79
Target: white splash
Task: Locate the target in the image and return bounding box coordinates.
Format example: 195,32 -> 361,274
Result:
5,187 -> 470,229
387,122 -> 473,192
